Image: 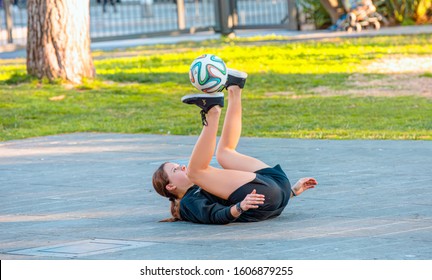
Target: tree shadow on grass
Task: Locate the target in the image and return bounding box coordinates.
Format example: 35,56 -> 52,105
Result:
2,73 -> 34,85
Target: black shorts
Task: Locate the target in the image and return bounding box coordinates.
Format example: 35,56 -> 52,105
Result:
228,164 -> 292,222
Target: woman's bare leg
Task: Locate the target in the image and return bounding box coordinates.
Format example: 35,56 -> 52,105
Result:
187,106 -> 256,199
216,86 -> 269,172
187,106 -> 221,172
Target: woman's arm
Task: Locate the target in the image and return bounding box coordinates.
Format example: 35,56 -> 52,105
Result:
181,194 -> 236,224
181,189 -> 265,224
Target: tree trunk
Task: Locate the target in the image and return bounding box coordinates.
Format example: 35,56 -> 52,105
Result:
27,0 -> 95,84
287,0 -> 299,30
319,0 -> 342,24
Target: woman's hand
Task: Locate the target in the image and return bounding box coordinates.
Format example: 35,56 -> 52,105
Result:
291,177 -> 318,196
240,189 -> 265,211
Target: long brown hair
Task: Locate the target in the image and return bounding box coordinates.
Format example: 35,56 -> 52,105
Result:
152,162 -> 182,222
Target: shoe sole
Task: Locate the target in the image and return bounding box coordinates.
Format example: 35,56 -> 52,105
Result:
181,92 -> 224,103
227,68 -> 248,79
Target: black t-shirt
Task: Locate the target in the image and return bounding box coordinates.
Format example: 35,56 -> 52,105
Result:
180,186 -> 236,224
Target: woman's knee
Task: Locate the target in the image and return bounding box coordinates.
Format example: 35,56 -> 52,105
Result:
215,147 -> 233,168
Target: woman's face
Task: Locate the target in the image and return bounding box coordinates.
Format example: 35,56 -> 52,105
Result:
163,162 -> 189,188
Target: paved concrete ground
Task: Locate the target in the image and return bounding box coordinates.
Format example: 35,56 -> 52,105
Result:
0,133 -> 431,260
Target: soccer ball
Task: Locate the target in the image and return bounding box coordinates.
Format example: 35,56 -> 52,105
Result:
189,54 -> 228,93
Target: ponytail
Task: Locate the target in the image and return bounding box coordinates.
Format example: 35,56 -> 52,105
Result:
152,162 -> 183,222
159,197 -> 182,222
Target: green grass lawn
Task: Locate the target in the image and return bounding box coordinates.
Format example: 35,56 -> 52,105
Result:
1,34 -> 431,141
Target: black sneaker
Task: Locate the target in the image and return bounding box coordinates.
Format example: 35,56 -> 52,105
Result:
181,92 -> 224,126
225,68 -> 248,89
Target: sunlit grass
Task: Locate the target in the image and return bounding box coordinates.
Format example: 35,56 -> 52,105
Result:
1,34 -> 431,141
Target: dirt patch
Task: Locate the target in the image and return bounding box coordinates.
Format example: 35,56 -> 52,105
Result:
313,74 -> 432,98
366,56 -> 432,74
313,56 -> 432,98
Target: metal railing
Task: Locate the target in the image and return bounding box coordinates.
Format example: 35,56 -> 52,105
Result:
89,0 -> 218,41
1,0 -> 298,47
